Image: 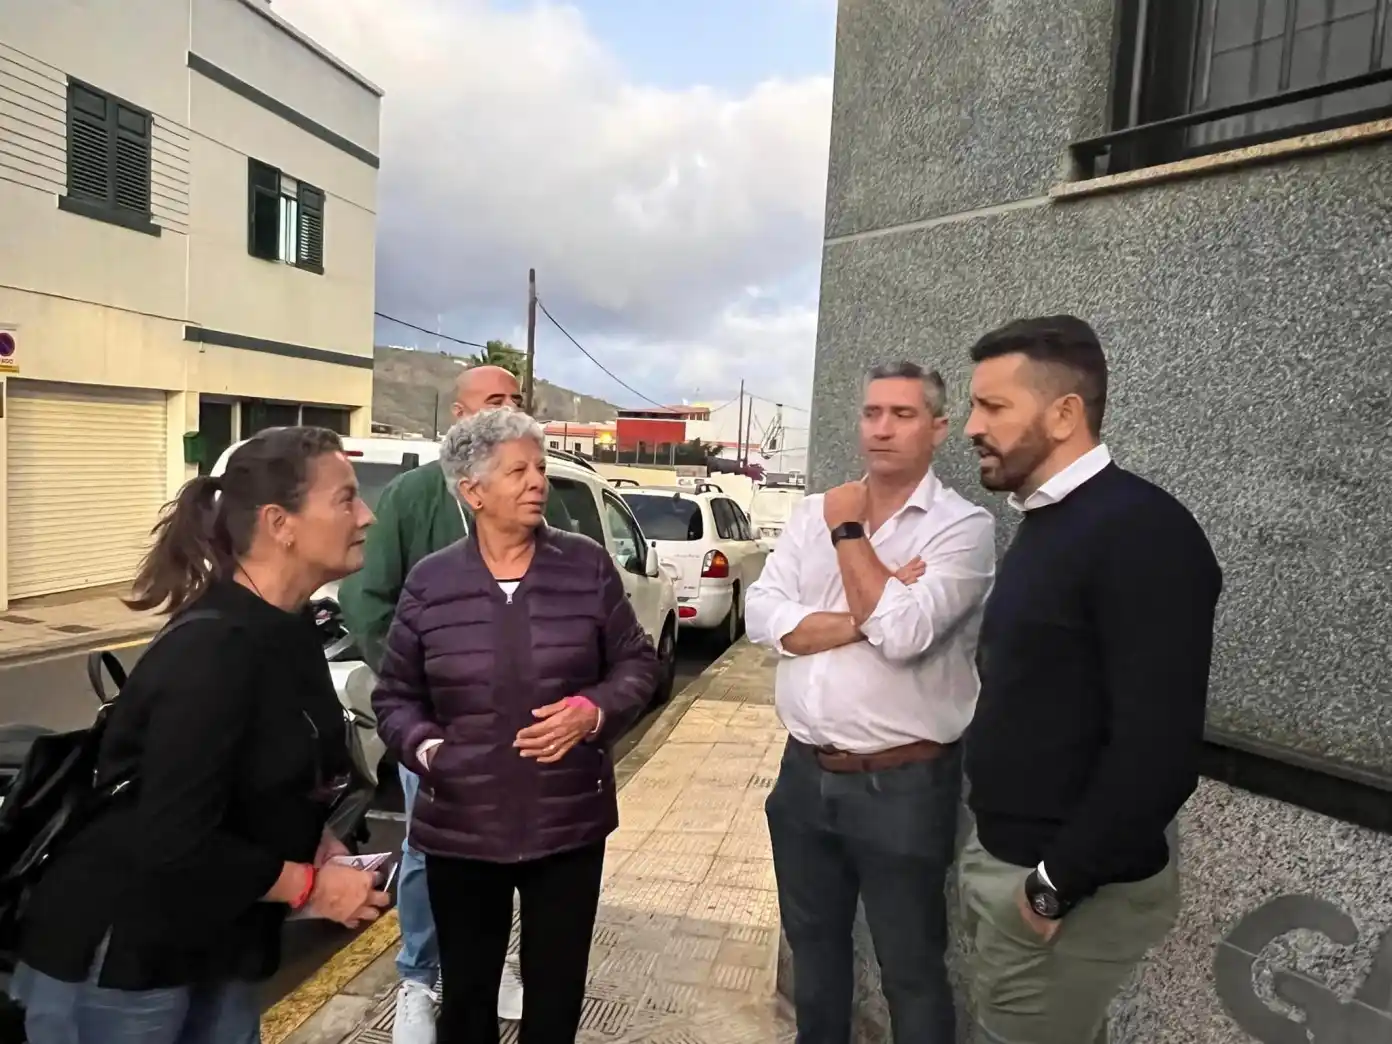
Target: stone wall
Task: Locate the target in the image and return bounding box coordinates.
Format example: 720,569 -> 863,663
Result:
793,0 -> 1392,1040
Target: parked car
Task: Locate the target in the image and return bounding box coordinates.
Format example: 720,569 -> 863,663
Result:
749,485 -> 806,552
619,485 -> 767,647
212,435 -> 681,791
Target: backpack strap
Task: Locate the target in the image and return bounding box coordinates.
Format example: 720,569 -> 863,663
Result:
86,609 -> 225,706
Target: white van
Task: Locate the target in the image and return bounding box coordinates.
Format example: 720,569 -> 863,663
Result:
749,486 -> 806,551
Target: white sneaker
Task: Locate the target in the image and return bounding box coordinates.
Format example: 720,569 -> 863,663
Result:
393,979 -> 438,1044
497,959 -> 524,1021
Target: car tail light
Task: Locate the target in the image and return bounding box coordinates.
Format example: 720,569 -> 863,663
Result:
678,605 -> 697,619
702,550 -> 730,578
344,450 -> 363,457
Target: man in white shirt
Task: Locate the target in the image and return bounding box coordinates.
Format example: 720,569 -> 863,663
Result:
747,362 -> 995,1044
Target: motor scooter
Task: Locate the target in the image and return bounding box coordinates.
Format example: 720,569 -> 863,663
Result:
311,595 -> 382,849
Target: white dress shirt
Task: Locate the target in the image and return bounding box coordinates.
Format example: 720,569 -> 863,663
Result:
1007,444 -> 1112,513
745,469 -> 995,754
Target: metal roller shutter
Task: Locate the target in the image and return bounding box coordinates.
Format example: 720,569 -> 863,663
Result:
7,380 -> 168,599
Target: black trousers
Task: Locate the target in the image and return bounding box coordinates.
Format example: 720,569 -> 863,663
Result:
424,842 -> 605,1044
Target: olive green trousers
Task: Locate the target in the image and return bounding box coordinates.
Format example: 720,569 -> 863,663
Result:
957,826 -> 1180,1044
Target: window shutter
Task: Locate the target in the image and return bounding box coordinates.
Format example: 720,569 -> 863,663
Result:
67,83 -> 114,204
113,104 -> 152,214
247,158 -> 282,260
296,183 -> 325,272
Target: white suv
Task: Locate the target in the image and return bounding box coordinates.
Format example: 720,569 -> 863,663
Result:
212,436 -> 680,788
619,484 -> 767,647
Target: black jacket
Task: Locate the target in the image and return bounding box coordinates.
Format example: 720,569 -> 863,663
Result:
16,581 -> 351,989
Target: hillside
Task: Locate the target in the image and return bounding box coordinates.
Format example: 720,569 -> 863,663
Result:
371,345 -> 618,435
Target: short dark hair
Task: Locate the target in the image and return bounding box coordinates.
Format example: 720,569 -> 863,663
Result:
865,360 -> 947,416
968,315 -> 1108,435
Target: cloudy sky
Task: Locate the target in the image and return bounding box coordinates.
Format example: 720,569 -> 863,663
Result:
274,0 -> 835,416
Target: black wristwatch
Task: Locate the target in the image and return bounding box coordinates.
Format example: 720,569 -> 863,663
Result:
1024,868 -> 1073,920
829,521 -> 866,546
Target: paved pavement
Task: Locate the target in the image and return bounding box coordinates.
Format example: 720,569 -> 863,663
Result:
0,631 -> 723,1015
0,593 -> 156,666
275,641 -> 795,1044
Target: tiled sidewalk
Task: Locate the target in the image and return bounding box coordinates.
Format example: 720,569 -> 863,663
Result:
308,642 -> 795,1044
0,592 -> 156,664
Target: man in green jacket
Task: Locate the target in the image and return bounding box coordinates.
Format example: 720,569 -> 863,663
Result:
339,365 -> 571,1042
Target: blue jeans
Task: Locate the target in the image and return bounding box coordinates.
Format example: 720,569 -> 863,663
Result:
766,739 -> 962,1044
10,939 -> 259,1044
398,764 -> 440,986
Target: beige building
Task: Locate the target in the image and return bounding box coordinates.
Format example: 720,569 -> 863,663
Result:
0,0 -> 381,607
542,422 -> 602,458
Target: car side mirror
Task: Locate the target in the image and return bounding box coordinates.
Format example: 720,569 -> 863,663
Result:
645,545 -> 661,578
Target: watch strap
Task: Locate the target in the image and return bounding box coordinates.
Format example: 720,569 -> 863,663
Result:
829,521 -> 866,545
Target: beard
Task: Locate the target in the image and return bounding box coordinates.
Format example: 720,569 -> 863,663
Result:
974,423 -> 1053,493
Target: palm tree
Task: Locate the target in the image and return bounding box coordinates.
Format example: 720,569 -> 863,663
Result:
466,339 -> 525,378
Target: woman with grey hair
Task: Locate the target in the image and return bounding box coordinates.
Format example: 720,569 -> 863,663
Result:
372,408 -> 658,1044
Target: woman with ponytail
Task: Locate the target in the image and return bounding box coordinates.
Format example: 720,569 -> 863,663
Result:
9,426 -> 389,1044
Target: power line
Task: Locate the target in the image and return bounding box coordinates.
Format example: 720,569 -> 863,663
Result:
536,298 -> 671,410
375,311 -> 488,350
747,391 -> 809,413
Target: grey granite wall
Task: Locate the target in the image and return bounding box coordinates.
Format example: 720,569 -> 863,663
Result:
795,1 -> 1392,1040
824,0 -> 1115,236
777,783 -> 1392,1043
810,144 -> 1392,775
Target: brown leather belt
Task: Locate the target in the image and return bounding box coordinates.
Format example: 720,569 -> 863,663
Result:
811,739 -> 954,774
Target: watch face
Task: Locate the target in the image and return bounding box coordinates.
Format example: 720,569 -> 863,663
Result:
1032,893 -> 1055,917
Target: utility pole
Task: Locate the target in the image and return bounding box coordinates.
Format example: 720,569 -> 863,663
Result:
744,401 -> 756,472
524,268 -> 537,414
735,380 -> 745,469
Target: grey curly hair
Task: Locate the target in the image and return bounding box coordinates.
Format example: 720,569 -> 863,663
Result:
439,408 -> 545,498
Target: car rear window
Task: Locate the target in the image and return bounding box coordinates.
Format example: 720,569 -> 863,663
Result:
622,493 -> 704,541
351,461 -> 409,512
548,476 -> 606,547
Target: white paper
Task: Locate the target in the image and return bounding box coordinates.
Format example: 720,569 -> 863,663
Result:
287,852 -> 396,921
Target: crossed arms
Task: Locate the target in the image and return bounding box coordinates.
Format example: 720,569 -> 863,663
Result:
745,499 -> 995,662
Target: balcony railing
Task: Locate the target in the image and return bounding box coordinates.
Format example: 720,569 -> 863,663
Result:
1072,65 -> 1392,180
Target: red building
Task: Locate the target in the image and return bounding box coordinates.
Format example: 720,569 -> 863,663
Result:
613,406 -> 707,451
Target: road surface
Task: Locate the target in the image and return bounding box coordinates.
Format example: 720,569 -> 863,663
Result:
0,633 -> 722,1009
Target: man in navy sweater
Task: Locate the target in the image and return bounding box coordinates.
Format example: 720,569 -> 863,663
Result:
959,315 -> 1222,1044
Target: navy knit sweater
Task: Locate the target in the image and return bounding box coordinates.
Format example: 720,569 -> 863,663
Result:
965,464 -> 1223,901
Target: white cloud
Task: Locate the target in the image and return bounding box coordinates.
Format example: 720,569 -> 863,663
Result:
273,0 -> 831,407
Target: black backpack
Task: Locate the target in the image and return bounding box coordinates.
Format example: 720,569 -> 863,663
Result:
0,610 -> 222,956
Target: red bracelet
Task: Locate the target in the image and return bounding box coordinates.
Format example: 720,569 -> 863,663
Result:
290,865 -> 316,910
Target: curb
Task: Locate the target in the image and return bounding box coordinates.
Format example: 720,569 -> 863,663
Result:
259,642 -> 750,1044
0,622 -> 160,669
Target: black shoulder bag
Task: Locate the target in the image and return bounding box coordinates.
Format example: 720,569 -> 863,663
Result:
0,609 -> 222,954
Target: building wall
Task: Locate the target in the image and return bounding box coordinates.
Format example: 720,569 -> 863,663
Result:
803,1 -> 1392,1041
615,417 -> 687,451
0,0 -> 380,605
544,427 -> 596,456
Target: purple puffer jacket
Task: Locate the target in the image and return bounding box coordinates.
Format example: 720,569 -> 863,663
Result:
371,525 -> 659,862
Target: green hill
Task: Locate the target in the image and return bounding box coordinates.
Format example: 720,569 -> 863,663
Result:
371,345 -> 617,435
